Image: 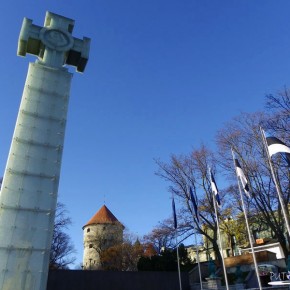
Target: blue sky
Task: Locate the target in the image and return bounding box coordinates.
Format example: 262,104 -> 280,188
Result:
1,1 -> 290,267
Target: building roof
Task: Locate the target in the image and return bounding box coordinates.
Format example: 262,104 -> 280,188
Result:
83,205 -> 123,228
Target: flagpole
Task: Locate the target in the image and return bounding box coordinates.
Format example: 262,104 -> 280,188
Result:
175,230 -> 183,290
194,231 -> 204,290
188,186 -> 204,290
260,127 -> 290,236
209,167 -> 229,289
172,197 -> 182,290
231,148 -> 262,290
212,192 -> 230,290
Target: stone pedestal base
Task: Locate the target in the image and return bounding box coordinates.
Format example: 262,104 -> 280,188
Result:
205,277 -> 222,289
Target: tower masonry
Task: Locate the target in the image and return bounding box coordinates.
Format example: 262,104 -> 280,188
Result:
83,205 -> 124,270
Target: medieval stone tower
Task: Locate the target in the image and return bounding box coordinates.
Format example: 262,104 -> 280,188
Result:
82,205 -> 124,270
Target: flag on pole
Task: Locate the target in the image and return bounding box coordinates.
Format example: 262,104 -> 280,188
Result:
189,186 -> 199,223
210,169 -> 221,206
234,158 -> 250,197
260,129 -> 290,241
172,198 -> 177,229
265,134 -> 290,166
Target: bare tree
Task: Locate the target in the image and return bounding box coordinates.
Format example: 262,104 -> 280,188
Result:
155,145 -> 236,264
49,202 -> 76,269
216,111 -> 290,257
142,218 -> 177,254
265,88 -> 290,136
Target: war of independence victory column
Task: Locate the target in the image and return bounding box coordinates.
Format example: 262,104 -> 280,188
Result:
0,12 -> 90,290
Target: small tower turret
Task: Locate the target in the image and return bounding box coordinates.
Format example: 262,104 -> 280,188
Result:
82,205 -> 124,270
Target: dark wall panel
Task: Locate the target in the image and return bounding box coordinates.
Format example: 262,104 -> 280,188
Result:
47,270 -> 190,290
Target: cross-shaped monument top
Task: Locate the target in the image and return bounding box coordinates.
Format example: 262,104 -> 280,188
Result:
18,11 -> 90,73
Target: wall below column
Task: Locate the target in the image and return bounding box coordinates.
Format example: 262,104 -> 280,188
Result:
47,270 -> 190,290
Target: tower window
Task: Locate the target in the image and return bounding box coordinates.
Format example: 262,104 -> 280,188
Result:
89,244 -> 93,248
87,228 -> 90,233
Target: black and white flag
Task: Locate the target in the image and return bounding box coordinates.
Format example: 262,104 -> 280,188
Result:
234,158 -> 250,198
172,198 -> 177,229
189,186 -> 199,223
210,169 -> 221,207
266,135 -> 290,166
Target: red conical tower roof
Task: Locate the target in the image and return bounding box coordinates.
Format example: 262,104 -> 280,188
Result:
83,205 -> 123,228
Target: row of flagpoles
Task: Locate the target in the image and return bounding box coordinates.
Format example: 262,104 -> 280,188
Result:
171,128 -> 290,290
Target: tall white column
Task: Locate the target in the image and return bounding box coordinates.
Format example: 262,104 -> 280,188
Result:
0,11 -> 90,290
